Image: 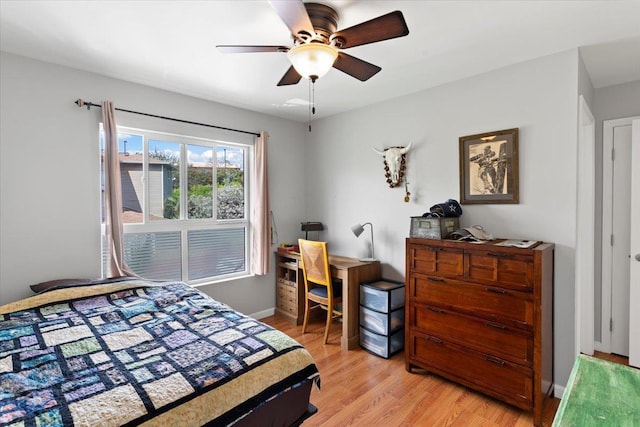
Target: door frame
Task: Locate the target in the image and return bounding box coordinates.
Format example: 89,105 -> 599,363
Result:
576,95 -> 595,356
600,116 -> 639,354
630,119 -> 639,367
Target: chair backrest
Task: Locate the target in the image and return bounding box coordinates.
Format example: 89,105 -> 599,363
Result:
298,239 -> 332,292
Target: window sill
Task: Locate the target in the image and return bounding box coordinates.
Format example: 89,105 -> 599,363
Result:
189,273 -> 255,288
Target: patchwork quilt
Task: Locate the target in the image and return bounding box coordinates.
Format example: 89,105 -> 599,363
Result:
0,280 -> 319,427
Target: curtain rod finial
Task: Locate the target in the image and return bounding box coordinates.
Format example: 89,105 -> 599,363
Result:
74,98 -> 90,110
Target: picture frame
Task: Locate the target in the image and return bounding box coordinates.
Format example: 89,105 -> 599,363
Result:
459,128 -> 519,204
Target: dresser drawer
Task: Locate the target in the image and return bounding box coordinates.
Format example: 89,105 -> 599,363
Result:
407,244 -> 463,278
407,275 -> 533,328
411,303 -> 532,364
409,331 -> 533,409
466,250 -> 534,291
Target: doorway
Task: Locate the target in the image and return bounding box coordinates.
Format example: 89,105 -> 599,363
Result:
600,116 -> 639,359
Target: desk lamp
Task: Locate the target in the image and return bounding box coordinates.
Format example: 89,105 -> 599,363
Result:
301,222 -> 324,240
351,222 -> 376,262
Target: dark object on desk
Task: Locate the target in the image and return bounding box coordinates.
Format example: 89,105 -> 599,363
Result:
301,221 -> 324,239
410,216 -> 459,239
359,279 -> 405,358
277,243 -> 300,254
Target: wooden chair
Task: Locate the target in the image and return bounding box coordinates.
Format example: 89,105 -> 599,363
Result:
298,239 -> 343,344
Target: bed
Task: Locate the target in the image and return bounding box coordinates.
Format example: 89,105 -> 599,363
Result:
0,278 -> 320,426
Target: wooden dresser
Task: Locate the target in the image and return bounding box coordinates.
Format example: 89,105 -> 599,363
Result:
405,238 -> 554,426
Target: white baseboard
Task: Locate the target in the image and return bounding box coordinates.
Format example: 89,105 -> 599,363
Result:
594,340 -> 604,352
250,307 -> 275,320
554,384 -> 565,399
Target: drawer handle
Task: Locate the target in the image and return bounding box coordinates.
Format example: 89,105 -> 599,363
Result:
485,287 -> 507,294
428,306 -> 444,313
485,321 -> 506,330
428,276 -> 446,282
487,252 -> 509,258
485,356 -> 505,366
427,336 -> 443,344
426,247 -> 442,252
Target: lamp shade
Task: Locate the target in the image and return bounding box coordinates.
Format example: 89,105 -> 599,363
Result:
351,223 -> 365,237
287,43 -> 338,80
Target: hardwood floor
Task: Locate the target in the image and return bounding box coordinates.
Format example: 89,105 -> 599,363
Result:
593,350 -> 630,366
261,315 -> 561,427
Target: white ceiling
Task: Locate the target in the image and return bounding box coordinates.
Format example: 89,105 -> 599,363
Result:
1,1 -> 639,122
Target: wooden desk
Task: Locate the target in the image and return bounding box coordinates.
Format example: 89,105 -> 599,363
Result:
274,251 -> 381,350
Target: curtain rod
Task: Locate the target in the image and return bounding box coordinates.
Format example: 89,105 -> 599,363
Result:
74,98 -> 260,137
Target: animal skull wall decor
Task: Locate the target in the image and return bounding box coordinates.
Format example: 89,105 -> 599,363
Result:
372,142 -> 412,188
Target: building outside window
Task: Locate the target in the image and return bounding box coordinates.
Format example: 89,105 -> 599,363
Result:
100,126 -> 251,284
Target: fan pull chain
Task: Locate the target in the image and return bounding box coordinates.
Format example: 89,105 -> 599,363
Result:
312,81 -> 316,116
308,79 -> 317,132
308,79 -> 312,132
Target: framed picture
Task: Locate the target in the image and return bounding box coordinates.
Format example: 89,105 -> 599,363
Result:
459,128 -> 519,204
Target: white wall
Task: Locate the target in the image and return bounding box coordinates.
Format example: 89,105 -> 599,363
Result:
306,50 -> 580,389
0,52 -> 308,315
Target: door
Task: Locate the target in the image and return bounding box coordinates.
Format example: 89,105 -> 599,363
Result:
602,116 -> 639,359
630,119 -> 640,368
610,123 -> 631,356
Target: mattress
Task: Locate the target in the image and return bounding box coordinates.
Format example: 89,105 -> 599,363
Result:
0,279 -> 319,426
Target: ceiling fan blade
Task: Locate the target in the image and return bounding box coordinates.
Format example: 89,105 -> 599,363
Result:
217,45 -> 289,54
333,52 -> 381,81
331,11 -> 409,49
277,66 -> 302,86
268,0 -> 315,41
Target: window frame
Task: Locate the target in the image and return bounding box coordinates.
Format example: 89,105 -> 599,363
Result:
100,125 -> 254,285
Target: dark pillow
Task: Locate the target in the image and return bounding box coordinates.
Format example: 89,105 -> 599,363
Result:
30,276 -> 140,294
30,278 -> 95,294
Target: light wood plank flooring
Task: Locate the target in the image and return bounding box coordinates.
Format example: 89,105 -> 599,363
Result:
593,350 -> 630,366
261,315 -> 561,427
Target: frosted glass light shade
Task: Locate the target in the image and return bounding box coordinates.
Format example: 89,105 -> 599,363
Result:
287,43 -> 338,80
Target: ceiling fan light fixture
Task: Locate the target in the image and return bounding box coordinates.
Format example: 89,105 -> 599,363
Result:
287,43 -> 338,81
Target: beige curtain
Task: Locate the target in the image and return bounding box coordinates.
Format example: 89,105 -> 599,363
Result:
102,101 -> 137,278
252,131 -> 271,275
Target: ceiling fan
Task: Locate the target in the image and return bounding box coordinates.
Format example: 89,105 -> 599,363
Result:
217,0 -> 410,86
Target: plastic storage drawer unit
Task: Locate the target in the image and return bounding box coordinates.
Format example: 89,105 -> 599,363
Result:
360,280 -> 405,313
360,306 -> 404,336
359,327 -> 404,358
359,279 -> 405,358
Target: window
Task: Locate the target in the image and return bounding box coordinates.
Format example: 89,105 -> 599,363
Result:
100,126 -> 251,284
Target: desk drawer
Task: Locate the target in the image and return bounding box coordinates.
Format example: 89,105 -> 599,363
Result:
277,283 -> 297,310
